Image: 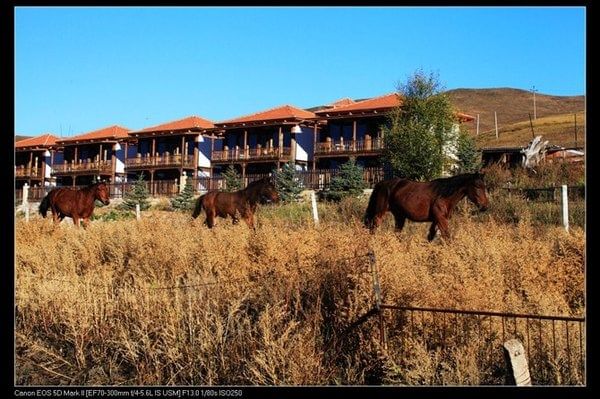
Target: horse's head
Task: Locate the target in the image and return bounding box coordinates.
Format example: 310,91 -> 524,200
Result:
95,182 -> 111,205
466,172 -> 489,211
259,178 -> 280,204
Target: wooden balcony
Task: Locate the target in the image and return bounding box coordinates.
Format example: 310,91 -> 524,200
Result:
314,138 -> 384,156
15,166 -> 43,179
125,154 -> 194,170
211,147 -> 292,164
52,160 -> 113,175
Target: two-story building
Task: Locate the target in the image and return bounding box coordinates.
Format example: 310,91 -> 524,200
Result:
125,116 -> 216,186
53,125 -> 131,186
212,105 -> 320,178
15,133 -> 60,189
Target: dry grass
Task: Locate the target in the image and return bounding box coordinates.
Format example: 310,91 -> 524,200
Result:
15,203 -> 585,386
475,111 -> 586,149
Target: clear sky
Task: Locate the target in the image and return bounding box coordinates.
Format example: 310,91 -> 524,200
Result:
15,6 -> 585,136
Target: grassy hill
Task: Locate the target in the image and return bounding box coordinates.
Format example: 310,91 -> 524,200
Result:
474,111 -> 585,149
447,88 -> 584,146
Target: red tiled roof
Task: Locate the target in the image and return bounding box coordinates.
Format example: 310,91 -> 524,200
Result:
15,133 -> 59,148
58,125 -> 130,143
328,98 -> 356,108
316,93 -> 401,114
134,115 -> 214,134
217,105 -> 316,125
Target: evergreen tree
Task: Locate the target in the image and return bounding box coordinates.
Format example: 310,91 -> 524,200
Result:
455,129 -> 481,174
382,69 -> 456,180
322,158 -> 366,202
170,177 -> 195,211
120,174 -> 151,211
222,165 -> 242,192
273,162 -> 303,203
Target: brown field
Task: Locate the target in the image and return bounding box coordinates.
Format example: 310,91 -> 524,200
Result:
15,195 -> 585,385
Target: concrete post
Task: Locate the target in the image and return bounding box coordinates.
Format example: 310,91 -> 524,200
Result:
22,183 -> 29,208
311,191 -> 319,226
503,339 -> 532,386
562,185 -> 569,232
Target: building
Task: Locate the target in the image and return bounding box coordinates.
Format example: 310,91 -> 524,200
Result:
15,133 -> 60,189
125,116 -> 216,186
212,105 -> 320,177
53,125 -> 131,186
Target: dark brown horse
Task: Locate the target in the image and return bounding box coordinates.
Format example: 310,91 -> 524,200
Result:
39,182 -> 111,227
364,172 -> 489,241
191,177 -> 279,230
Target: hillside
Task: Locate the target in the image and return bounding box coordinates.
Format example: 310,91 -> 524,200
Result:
474,111 -> 585,149
447,88 -> 584,138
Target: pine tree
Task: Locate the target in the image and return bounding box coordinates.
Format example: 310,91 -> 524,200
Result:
223,165 -> 242,192
323,158 -> 366,202
120,174 -> 151,211
455,129 -> 481,174
170,177 -> 195,211
273,161 -> 303,202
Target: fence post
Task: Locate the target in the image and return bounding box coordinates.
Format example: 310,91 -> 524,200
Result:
503,339 -> 532,385
311,191 -> 319,226
561,185 -> 569,232
22,183 -> 29,210
368,251 -> 386,348
136,203 -> 140,220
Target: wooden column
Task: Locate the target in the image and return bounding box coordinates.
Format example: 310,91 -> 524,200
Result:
210,137 -> 215,177
243,130 -> 248,158
181,135 -> 185,166
41,153 -> 46,185
313,124 -> 318,171
241,163 -> 246,182
193,135 -> 199,174
151,138 -> 156,165
28,152 -> 33,175
99,144 -> 103,163
124,141 -> 129,176
72,175 -> 76,187
290,126 -> 297,163
112,143 -> 117,182
74,146 -> 78,165
50,150 -> 55,184
150,170 -> 155,195
352,120 -> 357,150
278,127 -> 283,157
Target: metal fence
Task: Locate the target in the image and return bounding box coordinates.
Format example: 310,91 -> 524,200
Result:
378,304 -> 585,385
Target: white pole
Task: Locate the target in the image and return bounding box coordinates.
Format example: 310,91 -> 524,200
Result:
494,112 -> 499,139
136,203 -> 141,220
476,114 -> 480,136
561,185 -> 569,232
311,191 -> 319,226
25,206 -> 30,223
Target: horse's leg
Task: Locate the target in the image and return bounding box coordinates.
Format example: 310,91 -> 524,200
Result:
393,211 -> 406,233
243,211 -> 256,232
82,217 -> 90,229
73,215 -> 81,228
427,222 -> 438,242
206,210 -> 216,228
369,211 -> 386,234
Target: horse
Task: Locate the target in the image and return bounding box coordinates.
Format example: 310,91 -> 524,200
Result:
39,182 -> 111,228
364,172 -> 489,241
191,177 -> 279,230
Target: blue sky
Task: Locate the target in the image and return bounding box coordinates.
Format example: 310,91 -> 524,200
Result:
15,6 -> 585,136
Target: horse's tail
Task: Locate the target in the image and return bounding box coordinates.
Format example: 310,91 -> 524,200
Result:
192,194 -> 206,219
364,180 -> 395,229
39,194 -> 50,218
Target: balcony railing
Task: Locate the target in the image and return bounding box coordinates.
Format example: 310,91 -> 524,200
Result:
15,166 -> 43,178
52,160 -> 113,174
125,154 -> 194,169
314,138 -> 384,155
211,147 -> 292,162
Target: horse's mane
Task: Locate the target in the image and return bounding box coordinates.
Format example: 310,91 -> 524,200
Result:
431,173 -> 481,198
242,177 -> 274,203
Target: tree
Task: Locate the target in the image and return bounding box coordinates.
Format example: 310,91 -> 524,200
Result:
455,129 -> 481,174
170,177 -> 195,211
322,158 -> 366,202
382,69 -> 456,180
273,161 -> 303,203
222,165 -> 242,192
120,174 -> 151,211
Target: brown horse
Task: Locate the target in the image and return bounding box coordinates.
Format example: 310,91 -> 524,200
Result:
364,172 -> 489,241
191,177 -> 279,230
39,182 -> 111,227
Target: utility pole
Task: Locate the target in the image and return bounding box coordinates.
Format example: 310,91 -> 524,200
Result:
476,114 -> 480,135
532,86 -> 538,121
528,113 -> 535,139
